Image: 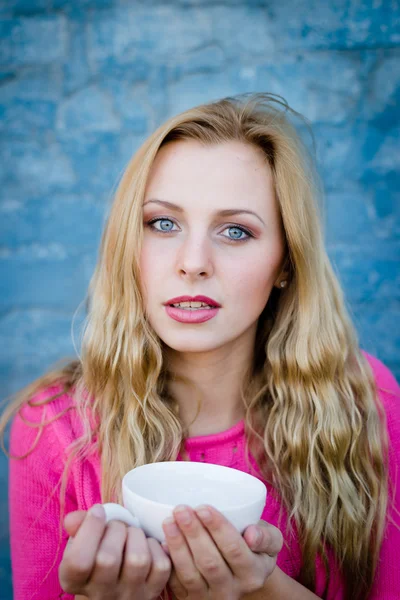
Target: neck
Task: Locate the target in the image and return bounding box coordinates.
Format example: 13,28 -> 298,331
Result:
164,335 -> 254,437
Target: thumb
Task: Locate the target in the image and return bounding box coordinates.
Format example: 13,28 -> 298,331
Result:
64,510 -> 87,537
244,520 -> 283,556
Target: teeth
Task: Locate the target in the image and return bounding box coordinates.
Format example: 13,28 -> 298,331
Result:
172,301 -> 211,308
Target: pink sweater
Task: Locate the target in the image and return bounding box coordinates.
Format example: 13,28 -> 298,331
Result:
8,352 -> 400,599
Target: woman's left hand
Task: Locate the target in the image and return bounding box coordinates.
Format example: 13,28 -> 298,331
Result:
161,504 -> 283,600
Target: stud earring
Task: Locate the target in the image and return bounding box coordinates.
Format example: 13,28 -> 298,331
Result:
279,280 -> 287,288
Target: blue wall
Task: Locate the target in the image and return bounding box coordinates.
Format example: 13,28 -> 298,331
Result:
0,1 -> 399,597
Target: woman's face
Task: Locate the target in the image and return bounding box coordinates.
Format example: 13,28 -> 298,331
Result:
140,139 -> 286,354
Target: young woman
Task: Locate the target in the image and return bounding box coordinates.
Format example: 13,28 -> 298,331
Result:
2,93 -> 399,600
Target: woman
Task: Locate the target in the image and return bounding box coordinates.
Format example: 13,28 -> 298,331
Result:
2,93 -> 399,600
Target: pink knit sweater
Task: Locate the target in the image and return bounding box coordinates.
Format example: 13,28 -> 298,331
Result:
9,352 -> 400,599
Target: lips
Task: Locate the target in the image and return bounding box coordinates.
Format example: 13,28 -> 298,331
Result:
164,295 -> 221,308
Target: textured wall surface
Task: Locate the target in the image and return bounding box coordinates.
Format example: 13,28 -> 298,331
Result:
0,0 -> 399,596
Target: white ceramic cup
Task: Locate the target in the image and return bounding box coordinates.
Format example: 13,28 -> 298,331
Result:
102,461 -> 267,543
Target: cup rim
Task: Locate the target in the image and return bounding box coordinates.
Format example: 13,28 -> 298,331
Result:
122,461 -> 267,512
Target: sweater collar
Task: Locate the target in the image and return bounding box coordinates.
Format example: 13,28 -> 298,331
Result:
184,418 -> 245,450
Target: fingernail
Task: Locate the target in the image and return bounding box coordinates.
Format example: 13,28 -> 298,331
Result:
252,528 -> 262,545
163,517 -> 180,537
174,506 -> 192,525
89,504 -> 105,519
195,505 -> 212,523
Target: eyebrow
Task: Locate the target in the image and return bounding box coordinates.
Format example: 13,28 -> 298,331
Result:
143,199 -> 266,226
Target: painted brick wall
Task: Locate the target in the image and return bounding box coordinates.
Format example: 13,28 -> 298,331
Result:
0,1 -> 399,596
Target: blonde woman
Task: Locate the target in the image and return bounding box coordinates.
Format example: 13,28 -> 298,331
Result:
2,94 -> 399,600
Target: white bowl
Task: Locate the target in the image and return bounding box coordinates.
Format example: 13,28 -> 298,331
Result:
103,461 -> 267,542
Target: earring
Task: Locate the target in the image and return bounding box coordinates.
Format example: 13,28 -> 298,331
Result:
279,280 -> 287,288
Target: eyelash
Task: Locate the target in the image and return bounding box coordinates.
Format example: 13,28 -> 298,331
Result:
145,217 -> 254,242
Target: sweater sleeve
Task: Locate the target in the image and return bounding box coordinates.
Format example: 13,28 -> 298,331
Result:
9,388 -> 78,600
364,354 -> 400,599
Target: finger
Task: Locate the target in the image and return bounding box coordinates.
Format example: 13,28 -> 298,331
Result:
162,516 -> 208,598
173,505 -> 231,589
146,538 -> 172,595
243,521 -> 283,557
90,520 -> 128,584
161,542 -> 170,556
64,511 -> 87,538
59,504 -> 106,592
168,567 -> 188,599
194,505 -> 256,580
120,526 -> 151,586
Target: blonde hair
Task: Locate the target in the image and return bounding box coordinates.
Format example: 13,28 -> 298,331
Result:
1,93 -> 390,599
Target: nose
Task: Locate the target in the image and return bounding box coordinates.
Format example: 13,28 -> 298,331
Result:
176,234 -> 214,281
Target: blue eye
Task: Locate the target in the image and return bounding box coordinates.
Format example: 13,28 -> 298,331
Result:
147,218 -> 177,232
222,226 -> 251,241
145,218 -> 253,243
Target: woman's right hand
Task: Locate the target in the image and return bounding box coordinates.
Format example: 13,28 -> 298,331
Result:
59,504 -> 171,599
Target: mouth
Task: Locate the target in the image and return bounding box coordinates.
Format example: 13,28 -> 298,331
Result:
163,295 -> 221,310
163,297 -> 220,324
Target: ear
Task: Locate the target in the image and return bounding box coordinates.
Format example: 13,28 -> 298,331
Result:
274,255 -> 291,289
274,272 -> 290,289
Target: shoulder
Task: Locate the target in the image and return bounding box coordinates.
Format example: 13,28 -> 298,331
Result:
361,350 -> 400,457
9,382 -> 83,461
361,351 -> 400,411
9,381 -> 102,512
362,351 -> 400,397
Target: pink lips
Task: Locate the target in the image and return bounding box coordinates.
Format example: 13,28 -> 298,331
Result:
163,295 -> 221,324
164,295 -> 221,307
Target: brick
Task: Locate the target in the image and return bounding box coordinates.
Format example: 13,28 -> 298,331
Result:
101,79 -> 150,133
0,16 -> 67,67
367,127 -> 400,174
0,251 -> 95,310
170,44 -> 226,79
352,303 -> 400,382
324,185 -> 375,245
328,242 -> 400,304
269,1 -> 400,50
87,5 -> 211,73
0,99 -> 56,134
169,50 -> 362,125
0,68 -> 60,134
361,50 -> 400,126
207,4 -> 275,57
0,309 -> 78,400
312,123 -> 366,189
0,66 -> 61,101
56,131 -> 139,195
0,0 -> 48,13
0,137 -> 76,194
57,85 -> 120,132
53,0 -> 115,8
248,51 -> 363,125
0,194 -> 105,252
357,171 -> 400,239
63,17 -> 91,95
167,71 -> 237,116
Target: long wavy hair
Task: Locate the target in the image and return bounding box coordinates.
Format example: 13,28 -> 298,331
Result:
1,93 -> 390,599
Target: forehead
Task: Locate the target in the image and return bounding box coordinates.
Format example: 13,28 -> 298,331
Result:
150,138 -> 268,174
145,139 -> 275,210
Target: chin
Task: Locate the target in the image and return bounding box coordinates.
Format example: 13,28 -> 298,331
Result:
159,333 -> 225,354
163,340 -> 219,354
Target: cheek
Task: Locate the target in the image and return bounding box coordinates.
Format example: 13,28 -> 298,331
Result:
220,255 -> 278,319
140,240 -> 169,288
222,253 -> 279,306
